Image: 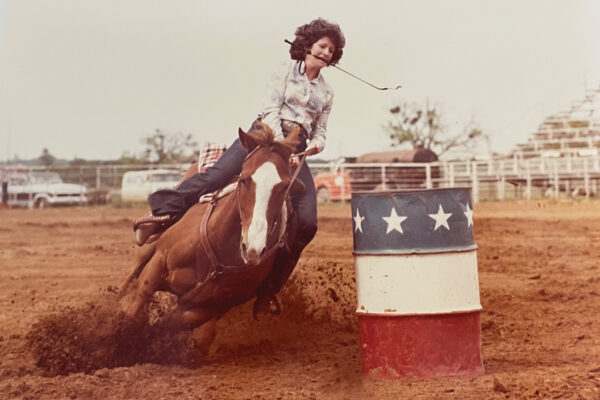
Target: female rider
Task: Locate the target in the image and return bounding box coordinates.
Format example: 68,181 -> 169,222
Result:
134,18 -> 345,314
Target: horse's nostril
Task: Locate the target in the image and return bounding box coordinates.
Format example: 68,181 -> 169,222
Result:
259,247 -> 266,258
241,243 -> 247,254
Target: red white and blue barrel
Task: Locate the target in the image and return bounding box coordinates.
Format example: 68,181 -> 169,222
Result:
351,188 -> 483,378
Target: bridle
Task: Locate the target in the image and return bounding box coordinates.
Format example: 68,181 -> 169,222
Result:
180,146 -> 306,305
235,146 -> 306,259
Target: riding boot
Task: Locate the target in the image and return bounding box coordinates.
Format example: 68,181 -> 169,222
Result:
133,212 -> 175,246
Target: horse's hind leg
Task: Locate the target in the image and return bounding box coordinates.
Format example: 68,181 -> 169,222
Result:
120,253 -> 165,320
117,242 -> 157,298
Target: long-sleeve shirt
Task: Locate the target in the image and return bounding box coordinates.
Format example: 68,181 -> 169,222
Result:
261,61 -> 334,153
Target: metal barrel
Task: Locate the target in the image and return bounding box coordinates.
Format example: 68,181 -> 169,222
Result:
351,188 -> 484,378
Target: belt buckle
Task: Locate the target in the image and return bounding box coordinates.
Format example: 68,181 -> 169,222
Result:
282,120 -> 307,139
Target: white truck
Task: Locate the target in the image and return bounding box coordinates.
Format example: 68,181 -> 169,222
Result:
120,169 -> 183,202
0,171 -> 88,208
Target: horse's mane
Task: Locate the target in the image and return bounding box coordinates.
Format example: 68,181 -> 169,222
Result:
248,120 -> 298,157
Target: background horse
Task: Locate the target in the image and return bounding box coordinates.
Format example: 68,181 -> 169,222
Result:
118,122 -> 304,353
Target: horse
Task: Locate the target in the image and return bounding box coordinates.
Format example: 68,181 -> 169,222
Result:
118,121 -> 305,354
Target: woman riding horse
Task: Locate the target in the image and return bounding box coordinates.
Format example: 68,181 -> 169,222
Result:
133,18 -> 345,315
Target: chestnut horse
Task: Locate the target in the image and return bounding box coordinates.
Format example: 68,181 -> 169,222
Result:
118,122 -> 304,352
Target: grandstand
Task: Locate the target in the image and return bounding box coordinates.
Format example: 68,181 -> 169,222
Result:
514,85 -> 600,159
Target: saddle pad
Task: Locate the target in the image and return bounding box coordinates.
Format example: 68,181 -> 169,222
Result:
198,141 -> 228,173
198,182 -> 237,204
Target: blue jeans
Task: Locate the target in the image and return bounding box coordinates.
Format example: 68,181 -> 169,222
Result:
148,135 -> 317,292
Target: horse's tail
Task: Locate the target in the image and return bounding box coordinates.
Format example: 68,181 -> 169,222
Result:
117,242 -> 158,298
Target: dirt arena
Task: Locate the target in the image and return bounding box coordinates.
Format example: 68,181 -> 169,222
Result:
0,201 -> 599,399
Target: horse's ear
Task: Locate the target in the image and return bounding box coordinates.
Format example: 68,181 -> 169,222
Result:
290,178 -> 305,197
239,128 -> 259,152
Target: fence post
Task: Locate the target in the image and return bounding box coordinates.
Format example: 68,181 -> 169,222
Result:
381,165 -> 387,190
526,160 -> 532,200
96,166 -> 101,190
553,160 -> 559,200
425,164 -> 432,189
340,164 -> 346,204
471,161 -> 479,203
449,164 -> 455,187
540,159 -> 545,174
498,175 -> 505,200
1,181 -> 7,205
584,158 -> 590,198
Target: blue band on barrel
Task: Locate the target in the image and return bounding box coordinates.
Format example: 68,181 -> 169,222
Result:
351,188 -> 476,254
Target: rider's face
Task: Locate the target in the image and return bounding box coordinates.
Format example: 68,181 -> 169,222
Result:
305,36 -> 335,69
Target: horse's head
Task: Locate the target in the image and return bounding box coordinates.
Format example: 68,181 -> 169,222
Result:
236,121 -> 305,265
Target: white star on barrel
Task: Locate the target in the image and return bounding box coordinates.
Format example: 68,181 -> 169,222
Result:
353,208 -> 365,233
382,208 -> 408,234
464,203 -> 474,228
429,204 -> 452,231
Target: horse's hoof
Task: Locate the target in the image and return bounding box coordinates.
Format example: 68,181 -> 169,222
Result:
252,293 -> 282,321
268,294 -> 282,315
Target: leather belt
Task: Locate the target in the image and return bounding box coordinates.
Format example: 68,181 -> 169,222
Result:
281,119 -> 308,139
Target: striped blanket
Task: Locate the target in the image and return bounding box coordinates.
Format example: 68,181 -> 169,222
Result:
196,141 -> 235,204
197,141 -> 228,173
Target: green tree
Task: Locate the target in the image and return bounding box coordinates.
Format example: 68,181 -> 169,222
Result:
39,148 -> 55,166
141,129 -> 198,164
117,151 -> 143,165
386,101 -> 483,157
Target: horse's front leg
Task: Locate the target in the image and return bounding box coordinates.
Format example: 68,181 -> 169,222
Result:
160,305 -> 215,331
192,318 -> 217,356
158,307 -> 218,355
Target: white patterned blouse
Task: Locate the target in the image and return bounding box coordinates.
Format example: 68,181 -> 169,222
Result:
261,61 -> 334,153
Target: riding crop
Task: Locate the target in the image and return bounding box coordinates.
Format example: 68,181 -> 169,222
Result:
284,39 -> 402,91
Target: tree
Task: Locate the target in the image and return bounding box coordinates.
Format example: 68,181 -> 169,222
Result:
117,151 -> 143,165
141,129 -> 198,164
39,148 -> 55,167
386,101 -> 483,157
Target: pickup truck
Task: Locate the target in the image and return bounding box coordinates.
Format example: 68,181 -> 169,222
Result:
0,171 -> 88,208
120,169 -> 183,202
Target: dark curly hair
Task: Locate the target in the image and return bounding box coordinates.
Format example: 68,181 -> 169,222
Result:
289,18 -> 345,66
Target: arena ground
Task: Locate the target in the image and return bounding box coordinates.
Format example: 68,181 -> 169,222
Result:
0,201 -> 599,399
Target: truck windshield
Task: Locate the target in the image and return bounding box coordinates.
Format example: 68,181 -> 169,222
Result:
29,172 -> 63,184
149,173 -> 180,182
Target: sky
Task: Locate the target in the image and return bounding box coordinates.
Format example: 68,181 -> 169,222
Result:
1,0 -> 599,162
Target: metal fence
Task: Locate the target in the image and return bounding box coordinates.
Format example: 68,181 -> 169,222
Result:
3,154 -> 600,205
310,154 -> 600,202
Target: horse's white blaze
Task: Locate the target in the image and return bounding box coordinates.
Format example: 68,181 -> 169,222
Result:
247,162 -> 281,253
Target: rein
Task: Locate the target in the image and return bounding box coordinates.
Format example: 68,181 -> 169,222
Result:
179,148 -> 306,305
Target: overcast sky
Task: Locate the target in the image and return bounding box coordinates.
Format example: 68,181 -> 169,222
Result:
1,0 -> 599,161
